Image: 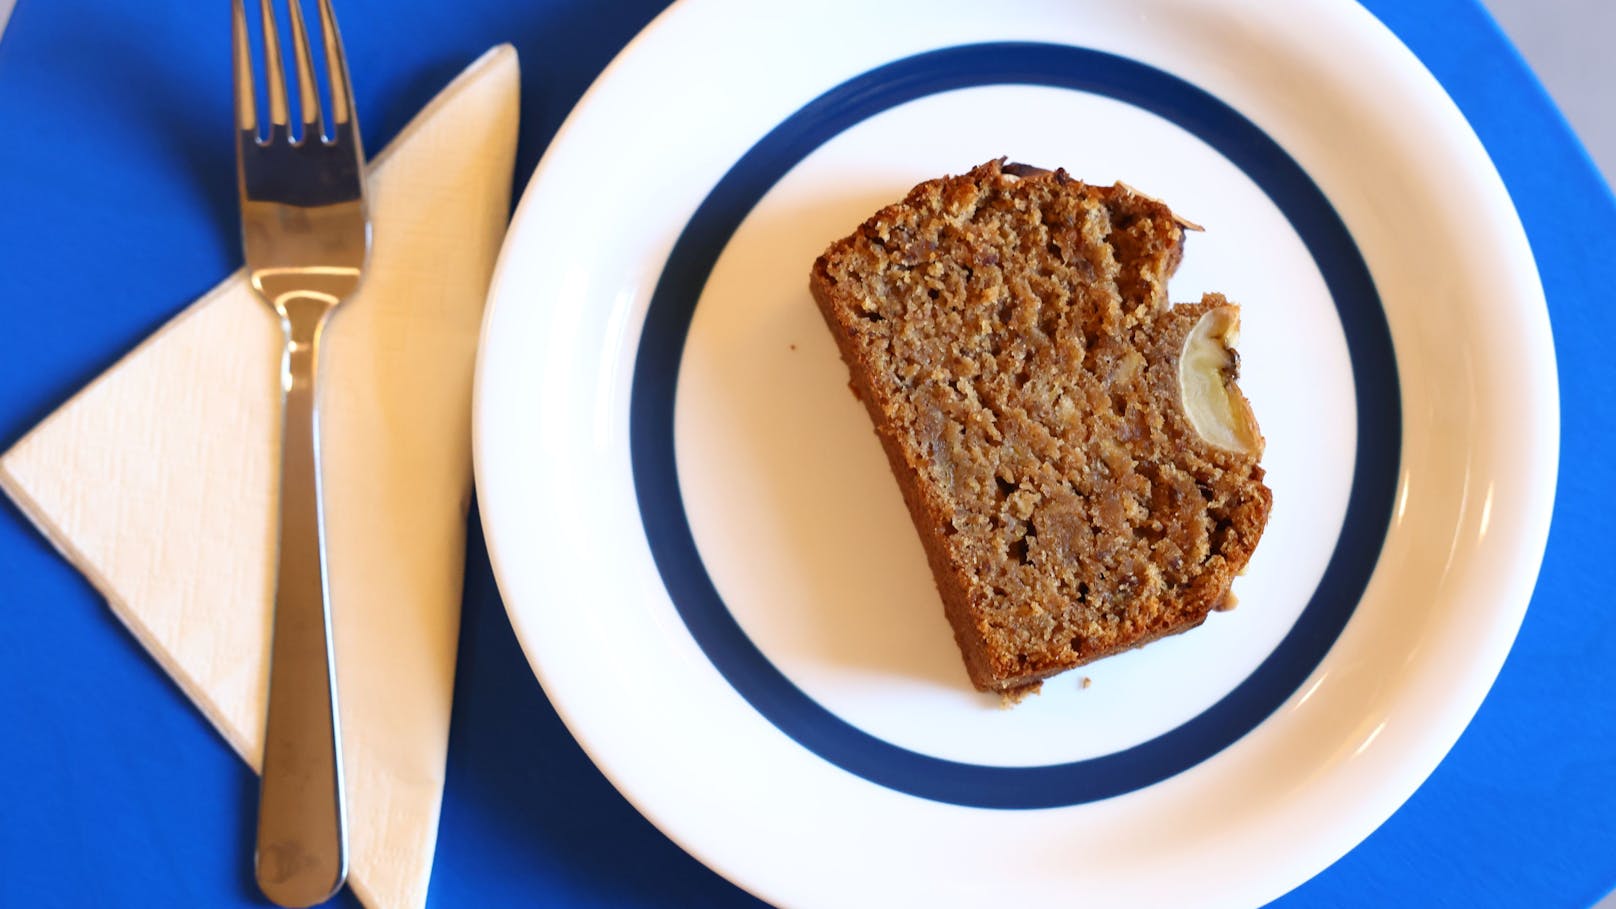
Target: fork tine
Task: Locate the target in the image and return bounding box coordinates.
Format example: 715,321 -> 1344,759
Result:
258,0 -> 290,130
286,0 -> 322,137
317,0 -> 355,134
232,0 -> 257,135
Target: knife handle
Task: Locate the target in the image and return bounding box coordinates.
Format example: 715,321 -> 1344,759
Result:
256,302 -> 348,908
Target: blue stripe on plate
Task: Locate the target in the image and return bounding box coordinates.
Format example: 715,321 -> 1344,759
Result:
629,42 -> 1400,808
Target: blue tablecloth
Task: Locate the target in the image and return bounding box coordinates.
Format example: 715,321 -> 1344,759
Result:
1,1 -> 1611,906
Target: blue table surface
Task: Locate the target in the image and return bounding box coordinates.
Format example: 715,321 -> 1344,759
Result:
1,1 -> 1612,907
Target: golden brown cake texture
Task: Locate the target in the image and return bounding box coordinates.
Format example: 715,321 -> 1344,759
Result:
809,159 -> 1272,696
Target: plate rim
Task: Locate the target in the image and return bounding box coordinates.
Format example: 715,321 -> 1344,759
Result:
470,0 -> 1559,905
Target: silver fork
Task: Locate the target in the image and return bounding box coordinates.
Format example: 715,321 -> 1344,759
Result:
232,0 -> 368,905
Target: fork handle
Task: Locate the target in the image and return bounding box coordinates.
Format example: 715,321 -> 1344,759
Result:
256,303 -> 348,908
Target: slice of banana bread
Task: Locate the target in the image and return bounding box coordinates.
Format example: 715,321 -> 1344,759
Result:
809,159 -> 1271,696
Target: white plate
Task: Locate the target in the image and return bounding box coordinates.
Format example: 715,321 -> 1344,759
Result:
473,1 -> 1558,906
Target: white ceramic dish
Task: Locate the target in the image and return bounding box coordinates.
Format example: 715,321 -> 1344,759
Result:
473,0 -> 1558,905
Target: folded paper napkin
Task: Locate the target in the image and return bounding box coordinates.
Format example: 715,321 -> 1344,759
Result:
0,45 -> 520,909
